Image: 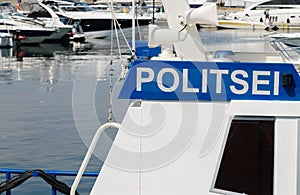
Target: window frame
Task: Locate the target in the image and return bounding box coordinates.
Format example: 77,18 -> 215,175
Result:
210,116 -> 275,195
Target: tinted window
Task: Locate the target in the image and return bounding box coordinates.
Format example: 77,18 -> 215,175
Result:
260,0 -> 300,5
214,119 -> 274,195
27,4 -> 51,18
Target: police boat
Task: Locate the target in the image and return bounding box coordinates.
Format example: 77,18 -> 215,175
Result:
70,0 -> 300,195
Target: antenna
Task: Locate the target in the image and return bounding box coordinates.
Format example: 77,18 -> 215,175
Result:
132,0 -> 136,58
152,0 -> 155,24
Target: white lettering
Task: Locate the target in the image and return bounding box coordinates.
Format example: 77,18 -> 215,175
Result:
136,67 -> 154,91
183,69 -> 199,93
230,70 -> 249,94
274,71 -> 280,95
157,68 -> 179,92
252,71 -> 270,95
136,67 -> 280,98
210,69 -> 229,93
202,69 -> 208,93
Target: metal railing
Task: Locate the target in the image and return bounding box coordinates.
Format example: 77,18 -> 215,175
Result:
270,39 -> 300,62
0,122 -> 121,195
71,122 -> 121,195
0,168 -> 99,195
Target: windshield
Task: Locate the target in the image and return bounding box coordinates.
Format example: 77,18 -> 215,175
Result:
0,3 -> 23,16
61,5 -> 95,12
26,3 -> 52,18
0,3 -> 16,14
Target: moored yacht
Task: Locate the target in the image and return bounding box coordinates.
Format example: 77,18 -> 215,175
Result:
268,32 -> 300,47
219,0 -> 300,29
21,0 -> 73,42
42,0 -> 152,38
267,32 -> 300,62
0,2 -> 56,44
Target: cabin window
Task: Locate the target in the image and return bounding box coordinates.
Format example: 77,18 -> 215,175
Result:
261,0 -> 291,6
28,4 -> 51,18
213,118 -> 274,195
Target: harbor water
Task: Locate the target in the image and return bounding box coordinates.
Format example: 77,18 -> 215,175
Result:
0,25 -> 289,194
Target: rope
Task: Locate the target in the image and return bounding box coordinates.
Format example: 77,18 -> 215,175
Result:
135,8 -> 142,41
0,169 -> 79,195
108,0 -> 117,123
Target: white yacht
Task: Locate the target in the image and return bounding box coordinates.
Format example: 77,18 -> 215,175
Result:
269,32 -> 300,47
219,0 -> 300,29
42,0 -> 152,38
267,32 -> 300,62
0,3 -> 63,44
22,0 -> 73,42
0,3 -> 56,44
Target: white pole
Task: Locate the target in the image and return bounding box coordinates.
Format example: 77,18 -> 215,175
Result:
132,0 -> 136,58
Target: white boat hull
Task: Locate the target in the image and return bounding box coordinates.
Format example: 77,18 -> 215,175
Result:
0,26 -> 54,44
20,35 -> 51,44
90,99 -> 300,195
218,19 -> 268,29
223,0 -> 300,30
269,32 -> 300,47
46,26 -> 71,40
84,30 -> 110,39
0,16 -> 55,44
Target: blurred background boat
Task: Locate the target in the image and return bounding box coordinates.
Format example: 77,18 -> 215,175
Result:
21,0 -> 74,43
42,0 -> 152,39
0,2 -> 63,44
218,0 -> 300,30
0,32 -> 13,47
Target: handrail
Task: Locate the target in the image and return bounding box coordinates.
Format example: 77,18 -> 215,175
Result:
0,168 -> 99,176
270,39 -> 292,61
270,39 -> 300,62
70,122 -> 121,195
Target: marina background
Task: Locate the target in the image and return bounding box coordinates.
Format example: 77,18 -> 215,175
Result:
0,24 -> 146,194
6,0 -> 95,5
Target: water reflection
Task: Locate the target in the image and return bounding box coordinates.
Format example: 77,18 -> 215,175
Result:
0,41 -> 121,87
16,44 -> 69,58
0,48 -> 13,58
0,69 -> 13,84
0,42 -> 94,59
